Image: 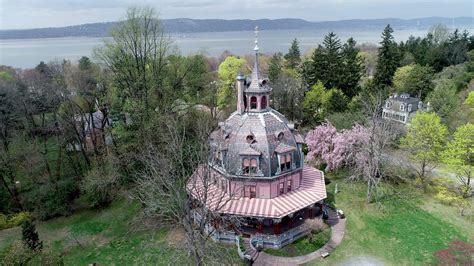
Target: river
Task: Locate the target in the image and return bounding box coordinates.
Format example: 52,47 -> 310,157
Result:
0,28 -> 469,69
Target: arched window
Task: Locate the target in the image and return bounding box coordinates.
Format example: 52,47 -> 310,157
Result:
250,96 -> 257,109
261,96 -> 267,109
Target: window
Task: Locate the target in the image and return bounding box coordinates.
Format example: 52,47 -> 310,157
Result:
385,101 -> 391,108
250,96 -> 257,109
246,134 -> 256,144
245,186 -> 257,198
242,158 -> 258,175
408,104 -> 412,112
243,158 -> 250,174
250,158 -> 258,174
400,103 -> 405,111
221,180 -> 227,192
261,96 -> 267,109
280,153 -> 292,171
279,182 -> 284,195
287,179 -> 292,192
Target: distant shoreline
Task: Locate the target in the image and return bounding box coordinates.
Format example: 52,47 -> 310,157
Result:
1,16 -> 472,40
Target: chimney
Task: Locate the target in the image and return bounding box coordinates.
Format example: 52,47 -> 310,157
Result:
236,74 -> 245,114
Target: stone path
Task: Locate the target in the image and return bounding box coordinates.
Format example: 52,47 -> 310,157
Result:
253,208 -> 346,266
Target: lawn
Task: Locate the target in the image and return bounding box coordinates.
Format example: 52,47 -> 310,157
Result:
0,199 -> 192,265
309,178 -> 473,265
265,226 -> 331,257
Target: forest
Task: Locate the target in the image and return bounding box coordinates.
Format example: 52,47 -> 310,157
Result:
1,6 -> 473,265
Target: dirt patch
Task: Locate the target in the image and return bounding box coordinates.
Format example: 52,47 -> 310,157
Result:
166,228 -> 186,246
434,240 -> 474,265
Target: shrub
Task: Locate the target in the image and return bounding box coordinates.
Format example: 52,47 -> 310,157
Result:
1,241 -> 33,265
0,213 -> 8,230
8,212 -> 31,226
21,219 -> 43,251
32,177 -> 80,220
81,164 -> 119,209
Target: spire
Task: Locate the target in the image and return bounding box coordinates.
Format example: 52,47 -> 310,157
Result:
249,26 -> 261,91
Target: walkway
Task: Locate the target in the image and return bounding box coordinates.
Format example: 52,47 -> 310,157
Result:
253,208 -> 346,265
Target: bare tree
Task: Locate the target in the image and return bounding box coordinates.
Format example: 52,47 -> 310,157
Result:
132,113 -> 243,265
95,6 -> 171,114
355,88 -> 395,203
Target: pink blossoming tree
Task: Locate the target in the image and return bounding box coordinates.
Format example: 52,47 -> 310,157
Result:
306,122 -> 370,171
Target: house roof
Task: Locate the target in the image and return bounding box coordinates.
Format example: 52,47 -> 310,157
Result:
187,165 -> 327,219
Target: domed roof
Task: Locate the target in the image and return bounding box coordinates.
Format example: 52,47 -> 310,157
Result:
210,108 -> 304,178
209,27 -> 305,179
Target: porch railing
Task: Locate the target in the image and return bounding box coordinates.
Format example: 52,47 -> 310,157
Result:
250,222 -> 311,249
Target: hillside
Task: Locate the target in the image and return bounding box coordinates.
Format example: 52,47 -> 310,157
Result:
0,17 -> 472,40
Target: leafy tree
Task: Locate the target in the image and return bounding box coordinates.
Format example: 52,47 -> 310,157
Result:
78,56 -> 92,70
429,24 -> 450,46
21,219 -> 43,251
442,123 -> 474,197
441,29 -> 470,66
95,7 -> 171,115
394,64 -> 434,99
401,112 -> 447,187
393,64 -> 414,93
268,53 -> 283,82
217,56 -> 247,111
464,91 -> 474,113
426,79 -> 458,124
303,81 -> 327,123
284,38 -> 301,69
271,68 -> 304,121
325,88 -> 349,113
374,24 -> 400,88
341,37 -> 363,98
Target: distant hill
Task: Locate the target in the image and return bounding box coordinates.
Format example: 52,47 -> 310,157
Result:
0,17 -> 472,40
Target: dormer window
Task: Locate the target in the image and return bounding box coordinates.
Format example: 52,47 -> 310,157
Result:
400,103 -> 405,111
242,158 -> 258,175
385,101 -> 391,108
279,154 -> 292,171
408,104 -> 412,112
250,96 -> 257,109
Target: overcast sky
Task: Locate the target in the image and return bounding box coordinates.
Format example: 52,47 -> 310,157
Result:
0,0 -> 473,30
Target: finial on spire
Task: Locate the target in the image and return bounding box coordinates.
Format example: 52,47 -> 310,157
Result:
254,26 -> 259,52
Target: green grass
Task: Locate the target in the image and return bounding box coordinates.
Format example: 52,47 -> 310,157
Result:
265,227 -> 331,257
0,199 -> 191,265
309,179 -> 473,265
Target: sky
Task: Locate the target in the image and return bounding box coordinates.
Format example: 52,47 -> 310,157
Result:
0,0 -> 473,30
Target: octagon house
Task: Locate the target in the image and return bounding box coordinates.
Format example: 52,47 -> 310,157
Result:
187,32 -> 327,249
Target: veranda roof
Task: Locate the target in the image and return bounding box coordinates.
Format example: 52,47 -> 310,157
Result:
187,165 -> 327,219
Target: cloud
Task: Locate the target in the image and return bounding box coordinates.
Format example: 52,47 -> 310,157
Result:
0,0 -> 472,29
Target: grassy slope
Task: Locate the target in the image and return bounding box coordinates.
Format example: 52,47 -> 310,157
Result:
1,179 -> 472,265
310,180 -> 473,265
0,199 -> 189,265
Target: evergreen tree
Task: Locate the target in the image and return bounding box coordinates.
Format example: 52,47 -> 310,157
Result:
374,24 -> 400,88
305,45 -> 326,87
341,37 -> 363,98
284,38 -> 301,69
21,219 -> 43,251
268,53 -> 283,82
322,32 -> 343,89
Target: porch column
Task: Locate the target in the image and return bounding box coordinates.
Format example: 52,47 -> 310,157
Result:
257,218 -> 264,233
272,218 -> 282,235
288,213 -> 294,229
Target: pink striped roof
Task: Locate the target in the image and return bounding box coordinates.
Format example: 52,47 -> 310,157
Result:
187,166 -> 327,219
